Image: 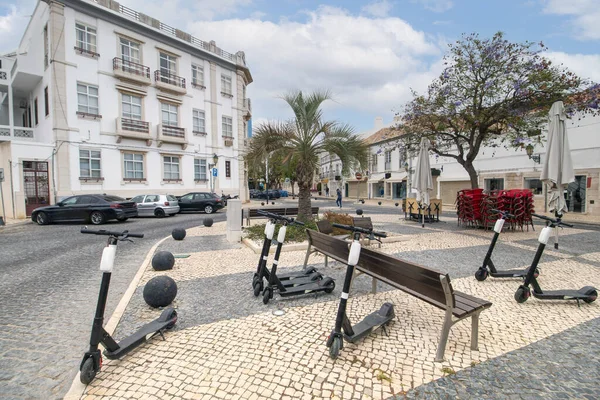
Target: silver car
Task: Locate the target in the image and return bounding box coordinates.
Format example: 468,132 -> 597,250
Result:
130,194 -> 180,217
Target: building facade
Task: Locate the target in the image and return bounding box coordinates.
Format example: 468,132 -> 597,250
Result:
357,114 -> 600,217
0,0 -> 252,220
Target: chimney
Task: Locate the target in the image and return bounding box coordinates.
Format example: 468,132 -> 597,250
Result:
374,116 -> 384,130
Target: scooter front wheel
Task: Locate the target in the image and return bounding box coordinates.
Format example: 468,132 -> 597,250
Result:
262,287 -> 273,305
329,336 -> 341,359
80,357 -> 97,385
474,269 -> 488,281
253,280 -> 263,297
514,286 -> 530,303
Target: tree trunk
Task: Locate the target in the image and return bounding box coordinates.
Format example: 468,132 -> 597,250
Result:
290,180 -> 296,196
297,182 -> 312,222
464,162 -> 479,189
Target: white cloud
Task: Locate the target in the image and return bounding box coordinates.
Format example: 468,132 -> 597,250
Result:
545,51 -> 600,82
543,0 -> 600,40
412,0 -> 454,13
361,0 -> 394,18
187,5 -> 443,123
0,1 -> 36,54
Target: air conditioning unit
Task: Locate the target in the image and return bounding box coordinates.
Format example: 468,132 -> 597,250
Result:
384,172 -> 391,179
224,139 -> 234,147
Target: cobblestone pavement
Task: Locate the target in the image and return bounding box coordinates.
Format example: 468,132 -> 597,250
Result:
78,214 -> 600,399
0,212 -> 224,399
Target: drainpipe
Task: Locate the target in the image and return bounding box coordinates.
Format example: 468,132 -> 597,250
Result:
9,159 -> 15,218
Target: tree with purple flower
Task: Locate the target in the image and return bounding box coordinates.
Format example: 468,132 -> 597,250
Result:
395,32 -> 599,189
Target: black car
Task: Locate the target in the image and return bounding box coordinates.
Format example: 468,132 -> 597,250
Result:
31,194 -> 138,225
177,192 -> 224,214
255,189 -> 281,200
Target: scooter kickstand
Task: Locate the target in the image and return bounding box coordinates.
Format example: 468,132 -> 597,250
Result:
382,325 -> 389,337
158,330 -> 166,341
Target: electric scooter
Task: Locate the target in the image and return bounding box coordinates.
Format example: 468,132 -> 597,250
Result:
325,223 -> 394,359
514,214 -> 597,305
475,209 -> 539,281
252,210 -> 320,296
79,228 -> 178,384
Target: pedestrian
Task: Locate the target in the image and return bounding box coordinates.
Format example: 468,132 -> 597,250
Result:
325,186 -> 330,197
336,188 -> 342,208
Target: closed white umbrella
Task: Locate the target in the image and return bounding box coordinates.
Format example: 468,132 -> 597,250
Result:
540,100 -> 575,249
412,137 -> 433,227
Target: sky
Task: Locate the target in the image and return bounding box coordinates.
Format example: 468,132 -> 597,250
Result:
1,0 -> 599,133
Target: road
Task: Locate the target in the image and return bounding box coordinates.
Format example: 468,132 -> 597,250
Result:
0,212 -> 225,400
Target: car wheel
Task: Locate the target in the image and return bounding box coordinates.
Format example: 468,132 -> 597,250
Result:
154,208 -> 166,218
204,205 -> 214,214
35,212 -> 49,225
89,211 -> 106,225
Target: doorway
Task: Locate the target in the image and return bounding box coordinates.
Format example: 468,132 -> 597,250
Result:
23,161 -> 49,216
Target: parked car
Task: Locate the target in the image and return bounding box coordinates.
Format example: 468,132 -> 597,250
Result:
177,192 -> 224,214
130,194 -> 179,217
31,194 -> 138,225
255,189 -> 281,200
249,189 -> 261,199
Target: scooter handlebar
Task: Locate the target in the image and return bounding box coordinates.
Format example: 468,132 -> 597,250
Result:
531,213 -> 574,228
80,228 -> 144,238
332,223 -> 387,238
490,209 -> 515,219
256,209 -> 305,225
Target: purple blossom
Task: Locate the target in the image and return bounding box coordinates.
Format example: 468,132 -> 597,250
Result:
454,101 -> 462,106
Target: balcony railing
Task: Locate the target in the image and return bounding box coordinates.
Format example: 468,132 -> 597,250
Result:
121,118 -> 149,133
113,57 -> 150,78
14,128 -> 34,138
0,71 -> 7,80
161,125 -> 185,138
154,70 -> 186,88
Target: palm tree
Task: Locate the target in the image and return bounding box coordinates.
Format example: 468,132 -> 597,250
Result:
247,90 -> 368,220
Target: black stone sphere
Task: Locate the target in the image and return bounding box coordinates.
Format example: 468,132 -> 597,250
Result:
143,276 -> 177,308
378,201 -> 382,205
271,202 -> 275,205
203,218 -> 214,227
395,202 -> 399,207
152,251 -> 175,271
172,228 -> 186,241
361,199 -> 365,204
261,202 -> 265,206
356,209 -> 363,216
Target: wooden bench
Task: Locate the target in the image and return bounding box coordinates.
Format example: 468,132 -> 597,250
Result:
303,230 -> 492,361
244,207 -> 319,226
352,216 -> 381,248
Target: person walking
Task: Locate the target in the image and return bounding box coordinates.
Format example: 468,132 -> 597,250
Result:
336,188 -> 342,208
325,186 -> 330,197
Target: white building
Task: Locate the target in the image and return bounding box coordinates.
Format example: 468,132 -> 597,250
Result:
0,0 -> 253,220
358,114 -> 600,217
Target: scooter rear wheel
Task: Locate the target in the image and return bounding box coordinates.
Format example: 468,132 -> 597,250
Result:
583,288 -> 597,304
165,309 -> 178,330
311,273 -> 323,281
80,357 -> 97,385
329,336 -> 341,359
474,269 -> 488,281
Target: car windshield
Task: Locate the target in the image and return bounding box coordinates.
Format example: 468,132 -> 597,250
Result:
102,195 -> 126,202
167,195 -> 177,201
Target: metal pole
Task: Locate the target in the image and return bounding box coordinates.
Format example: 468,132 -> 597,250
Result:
265,155 -> 269,203
0,178 -> 5,225
9,160 -> 16,218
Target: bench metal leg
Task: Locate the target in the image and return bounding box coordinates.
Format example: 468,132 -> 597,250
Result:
371,277 -> 377,294
435,309 -> 454,362
324,255 -> 328,268
303,247 -> 312,268
471,311 -> 481,351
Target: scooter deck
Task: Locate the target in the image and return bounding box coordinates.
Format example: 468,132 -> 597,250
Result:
278,279 -> 332,297
278,273 -> 321,287
278,269 -> 318,280
344,304 -> 395,343
103,318 -> 174,359
492,268 -> 529,277
534,289 -> 591,300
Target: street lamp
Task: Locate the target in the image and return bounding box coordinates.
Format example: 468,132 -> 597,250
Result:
209,153 -> 219,193
525,144 -> 541,164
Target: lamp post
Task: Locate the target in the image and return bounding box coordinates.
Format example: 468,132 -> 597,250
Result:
526,144 -> 541,164
209,153 -> 219,193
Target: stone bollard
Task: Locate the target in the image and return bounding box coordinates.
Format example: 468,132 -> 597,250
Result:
226,199 -> 242,243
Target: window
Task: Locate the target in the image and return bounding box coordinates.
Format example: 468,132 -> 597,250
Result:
123,153 -> 144,180
77,83 -> 99,115
484,178 -> 504,191
194,159 -> 207,181
163,156 -> 180,180
524,178 -> 543,195
44,87 -> 49,116
75,23 -> 97,53
122,94 -> 142,120
384,151 -> 392,171
131,195 -> 145,203
145,195 -> 160,202
120,37 -> 140,64
222,116 -> 232,137
192,64 -> 204,87
161,103 -> 178,126
192,109 -> 205,134
43,25 -> 49,68
61,196 -> 79,206
159,52 -> 176,82
33,98 -> 39,126
221,73 -> 232,96
79,149 -> 101,178
225,160 -> 231,178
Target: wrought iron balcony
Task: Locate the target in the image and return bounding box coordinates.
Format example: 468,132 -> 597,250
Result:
113,58 -> 151,84
154,70 -> 186,94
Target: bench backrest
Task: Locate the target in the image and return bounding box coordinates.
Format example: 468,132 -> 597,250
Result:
305,230 -> 452,309
248,207 -> 319,218
352,216 -> 373,230
316,220 -> 334,235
